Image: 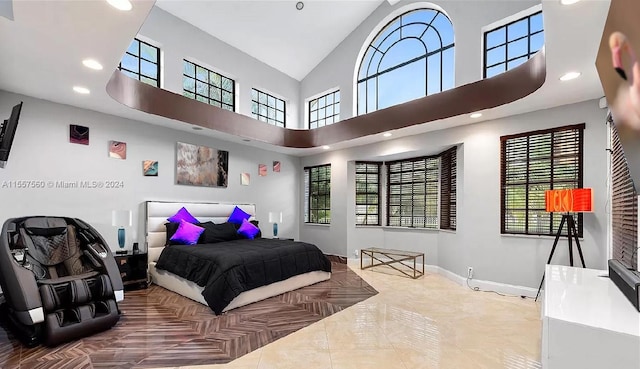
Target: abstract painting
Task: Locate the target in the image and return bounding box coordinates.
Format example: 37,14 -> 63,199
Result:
143,160 -> 158,176
176,142 -> 228,187
259,164 -> 267,177
273,161 -> 281,172
241,173 -> 250,186
69,125 -> 89,145
109,141 -> 127,159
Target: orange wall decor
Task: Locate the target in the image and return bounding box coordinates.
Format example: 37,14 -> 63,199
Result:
545,188 -> 593,212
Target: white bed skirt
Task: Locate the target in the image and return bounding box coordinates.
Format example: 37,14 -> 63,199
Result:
148,262 -> 331,313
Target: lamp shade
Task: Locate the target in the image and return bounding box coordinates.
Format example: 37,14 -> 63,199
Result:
112,210 -> 132,227
545,188 -> 593,212
268,212 -> 283,223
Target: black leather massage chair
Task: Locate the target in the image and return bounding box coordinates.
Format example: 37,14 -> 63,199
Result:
0,216 -> 123,346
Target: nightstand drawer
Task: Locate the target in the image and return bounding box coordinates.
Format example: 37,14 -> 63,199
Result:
115,252 -> 148,290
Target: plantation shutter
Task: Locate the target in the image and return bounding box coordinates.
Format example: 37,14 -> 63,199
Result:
440,147 -> 457,230
611,121 -> 638,268
387,157 -> 439,228
355,162 -> 381,225
501,124 -> 584,236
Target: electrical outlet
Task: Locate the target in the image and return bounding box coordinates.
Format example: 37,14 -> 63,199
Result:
354,249 -> 360,258
467,267 -> 473,279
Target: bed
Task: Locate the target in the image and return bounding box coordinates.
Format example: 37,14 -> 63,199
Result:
145,201 -> 332,314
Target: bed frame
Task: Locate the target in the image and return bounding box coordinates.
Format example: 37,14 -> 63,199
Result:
144,201 -> 331,313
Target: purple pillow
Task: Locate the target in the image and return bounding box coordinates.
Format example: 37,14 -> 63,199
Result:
237,218 -> 260,239
169,220 -> 205,245
227,206 -> 251,224
167,207 -> 199,224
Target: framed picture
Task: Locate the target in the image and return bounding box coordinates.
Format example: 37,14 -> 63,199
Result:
273,161 -> 281,172
259,164 -> 267,177
109,141 -> 127,159
176,142 -> 228,187
70,125 -> 89,145
241,173 -> 250,186
143,160 -> 158,176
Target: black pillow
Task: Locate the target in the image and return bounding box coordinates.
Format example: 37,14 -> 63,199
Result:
165,222 -> 181,245
233,220 -> 262,239
198,222 -> 241,244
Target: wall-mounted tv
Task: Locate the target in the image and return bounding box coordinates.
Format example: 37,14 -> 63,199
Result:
0,101 -> 23,168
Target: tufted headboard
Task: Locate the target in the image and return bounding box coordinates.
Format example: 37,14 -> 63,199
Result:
145,201 -> 256,262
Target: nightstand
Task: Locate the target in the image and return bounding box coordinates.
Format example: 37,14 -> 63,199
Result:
270,237 -> 295,241
114,251 -> 148,291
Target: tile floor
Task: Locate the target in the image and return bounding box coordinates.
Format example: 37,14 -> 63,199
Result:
157,260 -> 542,369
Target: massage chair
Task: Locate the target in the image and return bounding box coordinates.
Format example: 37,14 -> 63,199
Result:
0,216 -> 123,346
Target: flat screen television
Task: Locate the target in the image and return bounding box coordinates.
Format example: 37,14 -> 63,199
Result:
0,101 -> 23,168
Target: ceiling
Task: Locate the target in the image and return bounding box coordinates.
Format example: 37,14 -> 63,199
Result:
155,0 -> 385,81
0,0 -> 611,157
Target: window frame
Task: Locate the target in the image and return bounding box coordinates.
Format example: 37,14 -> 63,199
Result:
305,164 -> 331,224
251,88 -> 286,127
483,10 -> 543,79
355,162 -> 382,226
309,90 -> 340,129
182,60 -> 236,112
118,38 -> 161,88
386,156 -> 440,229
500,124 -> 585,237
356,8 -> 455,115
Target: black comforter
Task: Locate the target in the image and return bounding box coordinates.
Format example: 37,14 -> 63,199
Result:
155,238 -> 332,314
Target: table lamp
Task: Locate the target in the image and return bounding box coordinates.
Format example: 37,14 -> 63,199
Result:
112,209 -> 132,251
268,211 -> 283,238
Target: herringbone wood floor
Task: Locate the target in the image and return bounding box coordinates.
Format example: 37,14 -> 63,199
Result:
0,262 -> 377,369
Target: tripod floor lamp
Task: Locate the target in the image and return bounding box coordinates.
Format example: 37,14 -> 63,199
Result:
535,188 -> 593,301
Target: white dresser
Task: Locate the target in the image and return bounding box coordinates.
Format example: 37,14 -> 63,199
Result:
542,265 -> 640,369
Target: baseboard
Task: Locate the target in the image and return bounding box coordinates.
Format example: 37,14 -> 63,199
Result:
351,257 -> 538,298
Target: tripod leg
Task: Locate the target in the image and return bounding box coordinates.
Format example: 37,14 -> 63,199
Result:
536,215 -> 567,302
567,215 -> 574,267
570,216 -> 586,268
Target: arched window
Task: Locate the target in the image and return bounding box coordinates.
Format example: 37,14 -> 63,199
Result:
357,8 -> 454,115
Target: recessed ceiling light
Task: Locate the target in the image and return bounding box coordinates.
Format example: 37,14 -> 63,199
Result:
106,0 -> 132,11
383,132 -> 392,137
296,1 -> 304,10
73,86 -> 90,94
192,126 -> 203,131
560,0 -> 580,5
242,139 -> 251,142
470,112 -> 482,119
322,145 -> 330,150
82,59 -> 103,70
559,72 -> 581,81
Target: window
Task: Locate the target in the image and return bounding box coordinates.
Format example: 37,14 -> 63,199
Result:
355,162 -> 381,225
357,8 -> 454,115
440,147 -> 457,230
500,124 -> 584,236
252,89 -> 286,127
387,157 -> 439,228
309,90 -> 340,129
182,60 -> 235,111
484,11 -> 544,78
305,165 -> 331,224
119,38 -> 160,87
610,119 -> 638,269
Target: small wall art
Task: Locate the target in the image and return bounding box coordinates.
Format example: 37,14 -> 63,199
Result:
258,164 -> 267,177
143,160 -> 158,176
109,141 -> 127,159
241,173 -> 250,186
69,125 -> 89,145
273,161 -> 281,172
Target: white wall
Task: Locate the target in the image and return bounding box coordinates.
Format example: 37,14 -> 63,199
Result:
300,99 -> 609,288
0,90 -> 300,252
139,7 -> 302,128
300,0 -> 539,126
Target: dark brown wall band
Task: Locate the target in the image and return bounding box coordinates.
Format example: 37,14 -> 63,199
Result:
106,51 -> 546,148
